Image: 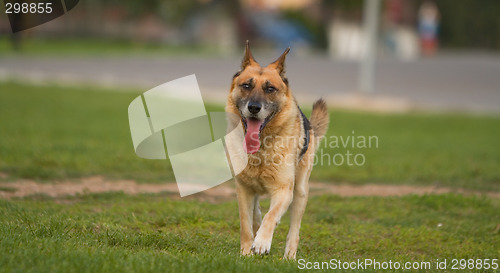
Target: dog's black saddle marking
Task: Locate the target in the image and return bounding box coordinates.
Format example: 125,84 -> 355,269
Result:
299,107 -> 311,159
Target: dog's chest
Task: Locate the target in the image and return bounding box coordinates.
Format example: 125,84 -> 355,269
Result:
236,144 -> 297,194
237,174 -> 267,194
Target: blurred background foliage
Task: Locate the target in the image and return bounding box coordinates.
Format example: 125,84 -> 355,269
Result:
434,0 -> 500,49
1,0 -> 499,52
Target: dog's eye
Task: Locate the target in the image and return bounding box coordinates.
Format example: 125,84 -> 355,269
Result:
241,83 -> 251,90
265,86 -> 277,93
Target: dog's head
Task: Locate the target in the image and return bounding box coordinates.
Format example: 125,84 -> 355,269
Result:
228,41 -> 292,154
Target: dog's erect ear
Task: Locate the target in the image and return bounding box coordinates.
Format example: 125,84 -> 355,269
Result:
241,40 -> 258,70
269,47 -> 290,77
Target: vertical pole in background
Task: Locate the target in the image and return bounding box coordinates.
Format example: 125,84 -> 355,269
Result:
359,0 -> 381,93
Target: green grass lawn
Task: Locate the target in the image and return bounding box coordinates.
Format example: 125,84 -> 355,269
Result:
0,192 -> 498,273
0,37 -> 220,57
1,81 -> 499,272
1,81 -> 499,190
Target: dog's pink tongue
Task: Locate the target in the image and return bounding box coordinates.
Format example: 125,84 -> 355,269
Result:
244,119 -> 263,154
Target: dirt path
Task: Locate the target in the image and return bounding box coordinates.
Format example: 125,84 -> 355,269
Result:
1,176 -> 499,200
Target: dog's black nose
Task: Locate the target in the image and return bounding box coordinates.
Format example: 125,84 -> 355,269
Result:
248,101 -> 262,114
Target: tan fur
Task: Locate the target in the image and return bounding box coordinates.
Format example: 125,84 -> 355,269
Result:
310,99 -> 330,138
226,41 -> 329,259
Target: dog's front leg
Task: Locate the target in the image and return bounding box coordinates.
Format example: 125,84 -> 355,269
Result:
236,180 -> 256,255
252,195 -> 262,236
284,165 -> 312,259
252,186 -> 293,255
283,184 -> 309,259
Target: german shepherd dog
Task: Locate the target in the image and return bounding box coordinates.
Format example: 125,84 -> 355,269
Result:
225,41 -> 329,259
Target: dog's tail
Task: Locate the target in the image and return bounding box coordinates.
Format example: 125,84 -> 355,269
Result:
310,99 -> 329,138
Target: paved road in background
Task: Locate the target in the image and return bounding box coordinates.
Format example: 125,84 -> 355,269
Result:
1,54 -> 499,113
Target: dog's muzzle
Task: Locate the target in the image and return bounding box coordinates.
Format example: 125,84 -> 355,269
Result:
247,101 -> 262,114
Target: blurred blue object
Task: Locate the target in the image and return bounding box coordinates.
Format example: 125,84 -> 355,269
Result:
249,11 -> 313,48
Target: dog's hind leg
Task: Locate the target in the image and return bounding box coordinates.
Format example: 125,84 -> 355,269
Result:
236,180 -> 256,256
252,195 -> 262,236
284,164 -> 312,259
252,184 -> 293,255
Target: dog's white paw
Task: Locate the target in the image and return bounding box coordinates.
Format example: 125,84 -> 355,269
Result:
283,249 -> 297,260
241,248 -> 254,256
251,234 -> 272,255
